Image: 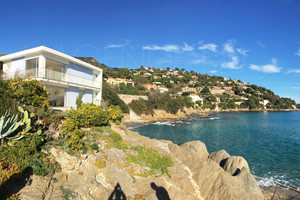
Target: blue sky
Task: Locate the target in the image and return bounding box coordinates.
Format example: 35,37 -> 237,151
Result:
1,0 -> 300,103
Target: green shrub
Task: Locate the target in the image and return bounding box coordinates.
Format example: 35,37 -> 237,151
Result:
102,82 -> 129,113
0,131 -> 45,172
76,97 -> 83,109
129,94 -> 194,115
0,79 -> 18,116
107,105 -> 123,124
31,157 -> 55,177
59,186 -> 78,200
127,146 -> 174,178
89,143 -> 99,151
100,132 -> 129,150
129,98 -> 152,115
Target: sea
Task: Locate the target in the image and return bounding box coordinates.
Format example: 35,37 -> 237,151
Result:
131,111 -> 300,189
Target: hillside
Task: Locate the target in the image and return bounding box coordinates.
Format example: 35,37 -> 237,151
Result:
103,66 -> 297,114
75,56 -> 117,72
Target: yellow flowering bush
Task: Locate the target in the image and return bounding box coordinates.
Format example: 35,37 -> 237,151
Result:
107,105 -> 123,124
64,104 -> 110,128
6,78 -> 49,109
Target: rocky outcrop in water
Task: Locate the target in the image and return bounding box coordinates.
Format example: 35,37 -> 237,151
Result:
18,124 -> 264,200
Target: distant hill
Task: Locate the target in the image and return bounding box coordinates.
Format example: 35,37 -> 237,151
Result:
0,54 -> 7,57
75,57 -> 117,72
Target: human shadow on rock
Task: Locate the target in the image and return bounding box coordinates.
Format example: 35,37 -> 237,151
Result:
108,183 -> 126,200
151,182 -> 171,200
0,167 -> 33,200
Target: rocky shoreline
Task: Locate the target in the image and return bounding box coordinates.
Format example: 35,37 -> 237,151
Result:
15,121 -> 300,199
17,123 -> 267,200
123,107 -> 300,128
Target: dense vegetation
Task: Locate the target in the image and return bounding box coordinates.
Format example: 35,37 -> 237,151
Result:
0,78 -> 49,116
102,65 -> 297,112
0,76 -> 173,199
75,57 -> 117,72
60,103 -> 123,152
74,57 -> 297,112
129,93 -> 194,115
102,82 -> 129,113
0,78 -> 58,198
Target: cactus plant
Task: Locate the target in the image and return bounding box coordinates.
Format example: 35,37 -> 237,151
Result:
0,111 -> 22,145
18,106 -> 34,134
0,106 -> 35,145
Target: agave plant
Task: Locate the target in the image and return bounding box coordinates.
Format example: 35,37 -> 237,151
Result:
0,111 -> 23,145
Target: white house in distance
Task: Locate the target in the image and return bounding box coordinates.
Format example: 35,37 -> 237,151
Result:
0,46 -> 102,108
188,93 -> 203,105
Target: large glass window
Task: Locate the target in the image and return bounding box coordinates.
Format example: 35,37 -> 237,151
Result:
46,85 -> 65,107
45,58 -> 67,81
26,58 -> 39,76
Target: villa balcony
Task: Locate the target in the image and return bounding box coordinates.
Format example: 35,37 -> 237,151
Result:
3,68 -> 102,90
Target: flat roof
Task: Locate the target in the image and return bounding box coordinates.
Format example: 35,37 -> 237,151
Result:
0,46 -> 102,72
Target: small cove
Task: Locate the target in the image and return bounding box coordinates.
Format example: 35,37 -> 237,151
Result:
132,111 -> 300,189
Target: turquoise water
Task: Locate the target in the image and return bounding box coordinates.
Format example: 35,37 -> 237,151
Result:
132,111 -> 300,189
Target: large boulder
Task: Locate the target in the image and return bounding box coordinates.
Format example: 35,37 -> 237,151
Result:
168,141 -> 209,164
169,142 -> 264,200
208,149 -> 230,167
223,156 -> 250,176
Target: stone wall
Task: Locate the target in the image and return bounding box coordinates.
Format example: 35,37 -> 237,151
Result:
118,94 -> 148,104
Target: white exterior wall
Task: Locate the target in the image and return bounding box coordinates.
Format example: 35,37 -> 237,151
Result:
10,57 -> 25,74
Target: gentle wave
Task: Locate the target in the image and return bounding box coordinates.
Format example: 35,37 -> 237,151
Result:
153,121 -> 176,126
256,174 -> 300,190
209,117 -> 221,120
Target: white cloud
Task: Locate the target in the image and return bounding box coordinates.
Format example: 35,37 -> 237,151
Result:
192,56 -> 206,64
210,70 -> 217,73
182,43 -> 194,51
257,41 -> 266,48
105,40 -> 129,48
143,44 -> 179,52
198,43 -> 218,52
224,40 -> 235,54
287,69 -> 300,73
295,49 -> 300,56
249,58 -> 281,73
291,86 -> 300,89
237,48 -> 250,56
221,56 -> 241,69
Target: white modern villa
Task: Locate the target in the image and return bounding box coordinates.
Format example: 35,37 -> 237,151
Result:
0,46 -> 102,108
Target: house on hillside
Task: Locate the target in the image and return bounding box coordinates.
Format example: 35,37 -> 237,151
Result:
106,77 -> 135,86
210,86 -> 225,95
188,94 -> 203,104
142,83 -> 157,91
158,86 -> 169,93
181,86 -> 197,93
0,46 -> 102,108
260,99 -> 269,109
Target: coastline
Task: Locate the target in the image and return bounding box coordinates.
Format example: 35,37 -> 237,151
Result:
124,108 -> 300,128
120,121 -> 300,199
